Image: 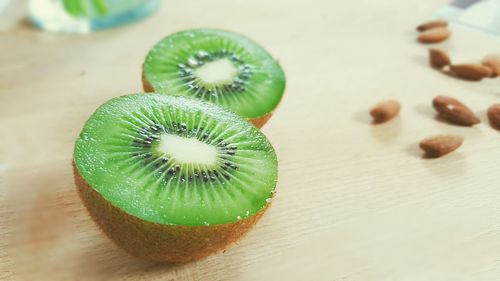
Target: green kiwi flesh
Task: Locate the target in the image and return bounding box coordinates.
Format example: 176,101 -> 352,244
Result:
73,93 -> 277,261
142,29 -> 286,123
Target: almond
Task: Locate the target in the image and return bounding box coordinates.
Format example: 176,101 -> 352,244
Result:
432,96 -> 480,126
419,135 -> 463,158
449,64 -> 492,81
487,104 -> 500,130
370,100 -> 401,124
417,20 -> 448,32
429,48 -> 451,68
482,55 -> 500,77
418,27 -> 450,44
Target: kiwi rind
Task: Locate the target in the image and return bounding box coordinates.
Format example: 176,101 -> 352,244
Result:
73,93 -> 277,262
249,112 -> 273,128
74,162 -> 269,262
142,29 -> 286,127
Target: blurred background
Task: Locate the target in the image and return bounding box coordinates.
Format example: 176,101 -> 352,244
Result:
1,0 -> 500,280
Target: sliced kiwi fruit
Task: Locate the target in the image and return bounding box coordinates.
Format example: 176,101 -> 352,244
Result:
142,28 -> 286,128
73,93 -> 277,262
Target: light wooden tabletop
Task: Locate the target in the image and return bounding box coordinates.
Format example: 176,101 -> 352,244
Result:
2,0 -> 500,280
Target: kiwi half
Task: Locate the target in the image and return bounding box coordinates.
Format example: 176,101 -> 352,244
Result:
73,94 -> 278,262
142,29 -> 286,128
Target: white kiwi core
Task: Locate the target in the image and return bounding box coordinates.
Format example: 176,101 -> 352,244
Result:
158,134 -> 218,165
194,58 -> 238,85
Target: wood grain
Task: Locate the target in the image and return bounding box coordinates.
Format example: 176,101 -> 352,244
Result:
2,0 -> 500,280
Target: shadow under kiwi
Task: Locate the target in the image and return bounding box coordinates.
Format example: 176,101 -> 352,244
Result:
7,164 -> 82,254
74,239 -> 178,280
6,161 -> 177,280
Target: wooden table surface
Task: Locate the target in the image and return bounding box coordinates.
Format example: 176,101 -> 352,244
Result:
2,0 -> 500,280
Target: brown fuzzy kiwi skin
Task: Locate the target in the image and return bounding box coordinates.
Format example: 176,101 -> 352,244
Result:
249,112 -> 273,128
73,161 -> 269,263
141,66 -> 277,129
142,67 -> 155,92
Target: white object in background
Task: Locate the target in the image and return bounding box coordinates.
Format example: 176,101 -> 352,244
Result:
29,0 -> 91,33
435,0 -> 500,36
458,0 -> 500,32
29,0 -> 160,33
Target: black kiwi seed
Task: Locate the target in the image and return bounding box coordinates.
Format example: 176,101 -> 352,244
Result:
240,73 -> 251,79
187,57 -> 199,67
137,130 -> 150,137
220,156 -> 231,162
179,70 -> 191,77
201,171 -> 208,182
152,160 -> 163,169
222,85 -> 231,92
210,171 -> 219,181
152,123 -> 163,132
133,139 -> 150,147
133,152 -> 151,160
196,50 -> 209,60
